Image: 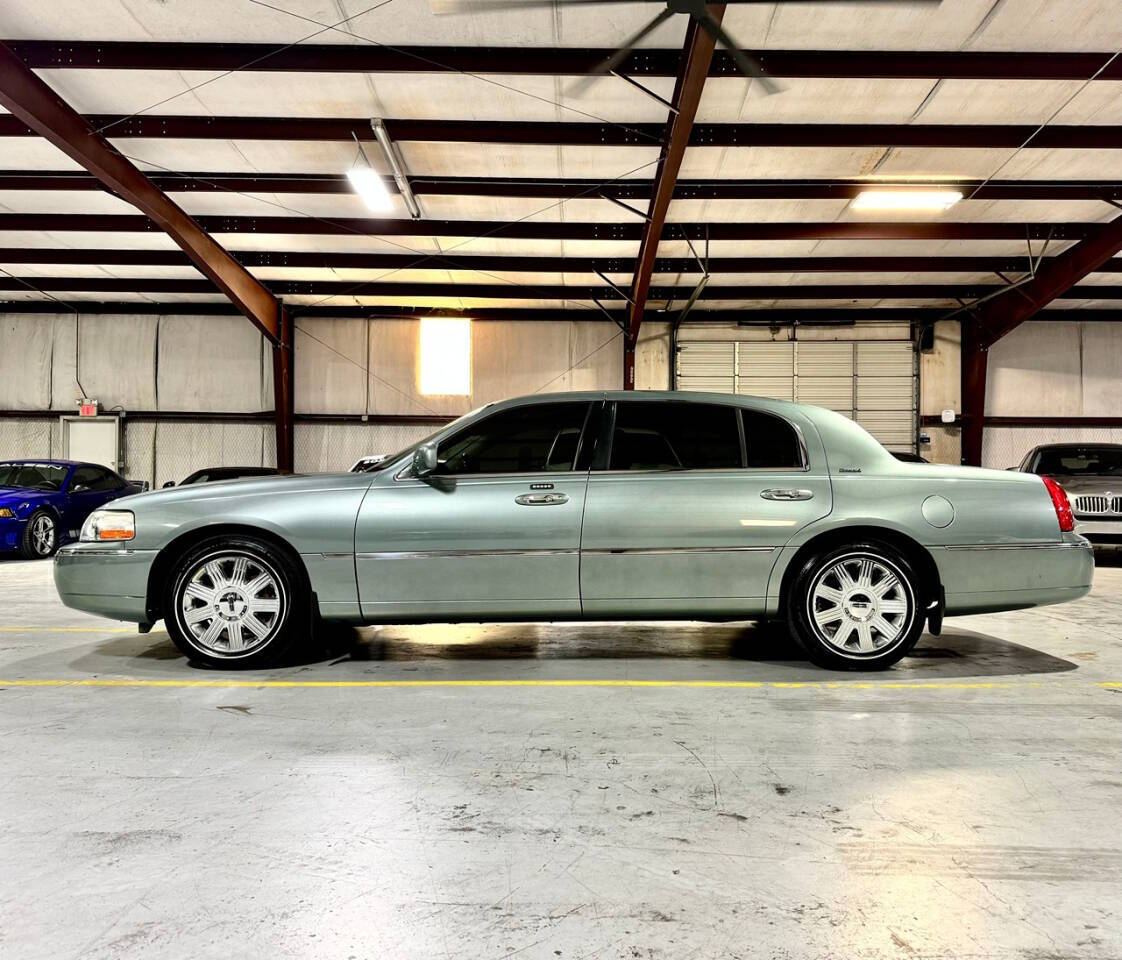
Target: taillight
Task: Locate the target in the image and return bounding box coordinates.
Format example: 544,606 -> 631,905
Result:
1041,476 -> 1074,533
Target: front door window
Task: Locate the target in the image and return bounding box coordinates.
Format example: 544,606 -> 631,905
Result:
436,402 -> 591,475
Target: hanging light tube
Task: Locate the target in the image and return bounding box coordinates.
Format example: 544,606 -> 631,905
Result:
371,118 -> 422,220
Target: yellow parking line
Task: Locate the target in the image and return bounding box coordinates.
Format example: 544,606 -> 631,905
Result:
0,677 -> 1116,690
0,626 -> 134,633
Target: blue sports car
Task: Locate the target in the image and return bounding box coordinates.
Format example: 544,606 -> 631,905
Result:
0,460 -> 143,559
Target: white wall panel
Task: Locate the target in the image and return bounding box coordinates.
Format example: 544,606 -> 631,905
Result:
0,315 -> 53,409
987,321 -> 1083,417
364,317 -> 621,417
50,314 -> 157,411
156,315 -> 269,412
1079,322 -> 1122,415
295,318 -> 369,415
635,322 -> 670,392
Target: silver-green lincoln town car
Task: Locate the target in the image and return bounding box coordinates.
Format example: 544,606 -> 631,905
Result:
55,392 -> 1093,670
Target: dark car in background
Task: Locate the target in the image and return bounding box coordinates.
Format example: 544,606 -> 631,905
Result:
1017,443 -> 1122,544
0,460 -> 143,559
164,466 -> 278,488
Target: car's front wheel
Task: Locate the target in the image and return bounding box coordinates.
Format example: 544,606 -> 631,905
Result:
787,541 -> 924,670
21,510 -> 59,559
164,536 -> 306,668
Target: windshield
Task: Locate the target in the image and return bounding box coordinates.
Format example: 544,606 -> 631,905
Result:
361,408 -> 486,473
0,462 -> 69,491
1034,446 -> 1122,477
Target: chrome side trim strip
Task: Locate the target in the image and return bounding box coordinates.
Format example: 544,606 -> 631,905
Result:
357,548 -> 578,560
55,547 -> 149,557
945,541 -> 1086,551
583,546 -> 776,556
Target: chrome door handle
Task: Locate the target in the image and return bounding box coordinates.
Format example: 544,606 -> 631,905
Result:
515,493 -> 569,506
760,488 -> 814,501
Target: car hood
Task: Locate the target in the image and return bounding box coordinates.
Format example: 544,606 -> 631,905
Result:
1047,475 -> 1122,495
0,486 -> 54,508
112,471 -> 373,510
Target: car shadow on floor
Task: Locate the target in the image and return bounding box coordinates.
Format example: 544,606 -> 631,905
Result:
1093,546 -> 1122,567
54,619 -> 1077,677
332,622 -> 1077,679
64,618 -> 1078,681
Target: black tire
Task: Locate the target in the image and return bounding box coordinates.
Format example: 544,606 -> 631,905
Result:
786,540 -> 924,671
20,509 -> 59,559
163,535 -> 308,668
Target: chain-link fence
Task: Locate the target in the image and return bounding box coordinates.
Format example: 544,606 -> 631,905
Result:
983,426 -> 1122,470
294,422 -> 436,473
0,418 -> 56,459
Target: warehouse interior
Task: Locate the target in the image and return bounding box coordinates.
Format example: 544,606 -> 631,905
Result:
2,0 -> 1122,957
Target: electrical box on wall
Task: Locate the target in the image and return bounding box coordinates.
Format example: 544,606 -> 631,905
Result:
60,415 -> 122,471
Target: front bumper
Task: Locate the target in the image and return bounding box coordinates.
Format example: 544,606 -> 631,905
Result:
54,544 -> 159,622
1073,517 -> 1122,543
0,515 -> 26,552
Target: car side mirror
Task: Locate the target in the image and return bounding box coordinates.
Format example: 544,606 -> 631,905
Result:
162,480 -> 176,488
412,443 -> 438,477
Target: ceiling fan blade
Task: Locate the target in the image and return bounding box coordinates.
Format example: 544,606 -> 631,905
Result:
430,0 -> 636,14
566,7 -> 676,97
721,0 -> 940,4
695,12 -> 782,96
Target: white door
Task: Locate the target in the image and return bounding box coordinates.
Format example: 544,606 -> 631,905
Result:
61,417 -> 120,469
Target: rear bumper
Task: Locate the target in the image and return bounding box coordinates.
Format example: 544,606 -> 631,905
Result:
53,545 -> 158,623
935,535 -> 1094,616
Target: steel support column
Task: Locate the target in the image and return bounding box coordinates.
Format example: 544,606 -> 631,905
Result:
961,322 -> 988,467
272,308 -> 295,474
624,5 -> 724,389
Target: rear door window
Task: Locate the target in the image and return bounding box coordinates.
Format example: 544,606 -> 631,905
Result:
742,409 -> 804,469
609,401 -> 742,471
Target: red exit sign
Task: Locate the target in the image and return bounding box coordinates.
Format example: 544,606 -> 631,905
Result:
78,400 -> 99,417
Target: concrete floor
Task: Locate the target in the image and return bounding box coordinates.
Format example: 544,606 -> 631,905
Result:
2,556 -> 1121,960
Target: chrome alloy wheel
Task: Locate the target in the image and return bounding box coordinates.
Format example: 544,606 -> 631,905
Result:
30,514 -> 55,556
807,553 -> 913,657
177,552 -> 286,657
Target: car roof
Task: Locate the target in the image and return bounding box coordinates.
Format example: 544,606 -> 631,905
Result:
1031,443 -> 1122,451
0,459 -> 97,468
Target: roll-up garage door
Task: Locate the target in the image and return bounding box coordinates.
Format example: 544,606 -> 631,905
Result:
676,336 -> 917,452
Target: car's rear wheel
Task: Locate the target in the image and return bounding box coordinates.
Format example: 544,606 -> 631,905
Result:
164,536 -> 306,668
787,541 -> 923,671
21,510 -> 58,559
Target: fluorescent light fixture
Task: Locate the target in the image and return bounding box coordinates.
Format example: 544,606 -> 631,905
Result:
419,317 -> 471,396
371,118 -> 422,220
852,189 -> 963,213
346,164 -> 393,213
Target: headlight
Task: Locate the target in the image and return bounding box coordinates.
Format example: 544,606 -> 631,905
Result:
80,509 -> 135,542
0,507 -> 14,519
